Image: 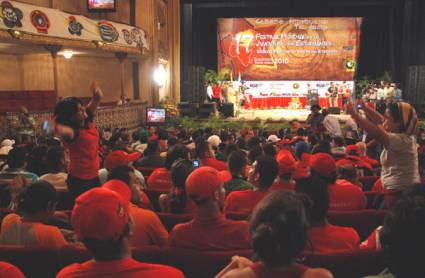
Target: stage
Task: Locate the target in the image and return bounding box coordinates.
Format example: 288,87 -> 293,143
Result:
235,108 -> 351,122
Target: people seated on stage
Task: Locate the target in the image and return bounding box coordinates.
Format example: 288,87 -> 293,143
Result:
159,159 -> 197,214
347,101 -> 420,208
272,152 -> 296,191
0,181 -> 68,248
217,191 -> 333,278
57,188 -> 184,278
134,140 -> 165,168
296,176 -> 360,253
330,160 -> 367,211
224,155 -> 279,214
147,144 -> 190,192
168,167 -> 250,251
224,150 -> 253,194
363,185 -> 425,278
322,108 -> 343,138
306,105 -> 324,134
103,166 -> 168,248
0,147 -> 38,184
195,139 -> 227,171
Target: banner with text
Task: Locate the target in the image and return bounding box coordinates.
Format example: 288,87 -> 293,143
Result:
217,17 -> 362,81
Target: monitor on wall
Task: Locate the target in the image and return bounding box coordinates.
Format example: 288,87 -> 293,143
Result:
87,0 -> 116,12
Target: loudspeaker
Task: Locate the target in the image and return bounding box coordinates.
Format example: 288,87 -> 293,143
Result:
221,103 -> 234,118
328,107 -> 341,114
199,103 -> 217,118
178,102 -> 198,117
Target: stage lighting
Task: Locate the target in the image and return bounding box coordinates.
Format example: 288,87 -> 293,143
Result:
62,50 -> 74,59
153,64 -> 167,87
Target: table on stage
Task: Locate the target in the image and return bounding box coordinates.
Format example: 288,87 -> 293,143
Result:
243,95 -> 343,109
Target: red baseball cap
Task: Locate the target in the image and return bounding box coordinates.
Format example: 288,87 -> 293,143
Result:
277,139 -> 292,146
292,161 -> 311,180
72,188 -> 129,241
186,166 -> 222,199
105,150 -> 141,170
345,145 -> 361,157
218,170 -> 232,183
336,159 -> 354,167
102,179 -> 131,202
277,154 -> 296,175
309,153 -> 336,178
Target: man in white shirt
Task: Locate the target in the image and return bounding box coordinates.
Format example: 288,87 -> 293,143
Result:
322,109 -> 343,138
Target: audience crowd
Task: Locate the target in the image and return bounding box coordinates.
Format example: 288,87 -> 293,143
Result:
0,85 -> 424,277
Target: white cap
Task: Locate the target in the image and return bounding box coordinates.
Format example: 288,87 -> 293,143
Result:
267,134 -> 280,143
1,139 -> 14,147
207,135 -> 222,148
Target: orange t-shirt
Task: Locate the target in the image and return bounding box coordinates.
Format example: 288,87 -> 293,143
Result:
56,258 -> 184,278
0,262 -> 25,278
147,168 -> 173,192
129,205 -> 168,248
270,180 -> 296,191
0,214 -> 68,249
328,180 -> 367,211
224,190 -> 270,214
169,214 -> 250,251
201,158 -> 228,171
306,223 -> 360,253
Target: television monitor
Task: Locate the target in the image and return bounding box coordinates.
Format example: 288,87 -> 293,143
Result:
146,108 -> 166,125
87,0 -> 116,12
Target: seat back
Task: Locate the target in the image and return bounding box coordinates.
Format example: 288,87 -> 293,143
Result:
157,213 -> 193,231
0,246 -> 61,278
304,250 -> 385,278
162,247 -> 253,278
327,209 -> 387,240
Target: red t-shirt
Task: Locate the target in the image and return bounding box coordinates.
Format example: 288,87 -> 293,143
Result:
371,179 -> 383,193
56,258 -> 184,278
250,262 -> 309,278
0,262 -> 25,278
169,214 -> 250,251
328,180 -> 367,211
212,85 -> 221,99
224,190 -> 270,214
201,158 -> 228,171
147,168 -> 173,192
65,122 -> 100,180
306,223 -> 360,253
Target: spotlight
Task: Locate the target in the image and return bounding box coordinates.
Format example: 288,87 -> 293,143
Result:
153,64 -> 167,87
62,50 -> 73,59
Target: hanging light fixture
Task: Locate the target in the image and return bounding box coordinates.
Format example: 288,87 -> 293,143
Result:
62,50 -> 74,59
153,64 -> 167,87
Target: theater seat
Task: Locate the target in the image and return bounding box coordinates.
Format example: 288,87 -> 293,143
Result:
59,245 -> 163,269
162,247 -> 253,278
327,210 -> 387,240
157,213 -> 193,231
0,246 -> 61,278
304,250 -> 385,278
225,211 -> 250,221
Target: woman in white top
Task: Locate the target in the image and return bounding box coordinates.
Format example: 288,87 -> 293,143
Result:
347,101 -> 420,207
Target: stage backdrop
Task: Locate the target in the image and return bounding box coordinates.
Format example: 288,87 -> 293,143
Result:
217,17 -> 362,81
